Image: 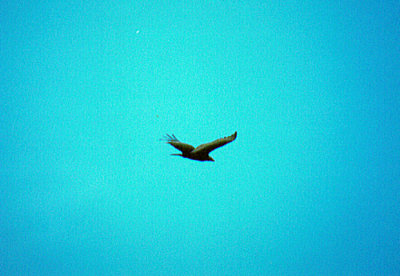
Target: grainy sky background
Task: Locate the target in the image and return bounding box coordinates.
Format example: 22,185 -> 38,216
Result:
1,0 -> 400,274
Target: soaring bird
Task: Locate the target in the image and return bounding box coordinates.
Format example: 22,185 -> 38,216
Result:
162,131 -> 237,162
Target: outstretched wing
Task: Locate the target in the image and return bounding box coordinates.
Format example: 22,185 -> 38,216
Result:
162,134 -> 195,154
191,131 -> 237,155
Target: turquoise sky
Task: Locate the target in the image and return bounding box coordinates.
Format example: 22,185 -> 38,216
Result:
1,1 -> 400,274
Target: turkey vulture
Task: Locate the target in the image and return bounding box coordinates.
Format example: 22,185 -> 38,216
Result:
162,131 -> 237,161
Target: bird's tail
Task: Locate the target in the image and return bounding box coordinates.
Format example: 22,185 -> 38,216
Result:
170,153 -> 182,157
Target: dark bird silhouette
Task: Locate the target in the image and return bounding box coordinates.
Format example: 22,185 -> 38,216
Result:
162,131 -> 237,162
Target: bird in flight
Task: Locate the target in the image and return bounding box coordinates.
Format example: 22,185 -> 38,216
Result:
162,131 -> 237,162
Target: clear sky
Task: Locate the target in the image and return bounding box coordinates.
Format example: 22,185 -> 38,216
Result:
1,0 -> 400,274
